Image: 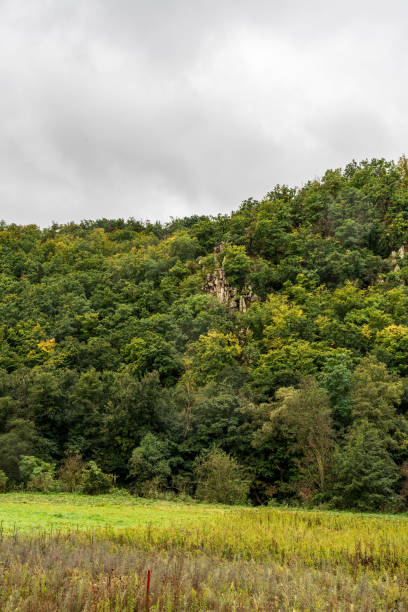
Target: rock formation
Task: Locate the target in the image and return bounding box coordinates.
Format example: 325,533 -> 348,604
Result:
203,245 -> 257,312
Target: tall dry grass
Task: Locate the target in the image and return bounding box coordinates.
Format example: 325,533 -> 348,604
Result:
1,526 -> 408,611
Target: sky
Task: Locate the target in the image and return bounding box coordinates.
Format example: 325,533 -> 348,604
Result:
1,0 -> 408,227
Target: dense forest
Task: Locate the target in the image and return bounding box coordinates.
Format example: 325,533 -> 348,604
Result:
3,157 -> 408,510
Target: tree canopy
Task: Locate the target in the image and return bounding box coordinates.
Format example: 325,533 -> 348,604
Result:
2,157 -> 408,509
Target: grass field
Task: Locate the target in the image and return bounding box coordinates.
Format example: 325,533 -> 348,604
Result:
0,492 -> 227,531
2,493 -> 408,610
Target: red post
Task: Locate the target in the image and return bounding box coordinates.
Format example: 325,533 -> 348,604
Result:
145,569 -> 151,612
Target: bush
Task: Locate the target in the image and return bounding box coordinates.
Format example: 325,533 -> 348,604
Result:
58,454 -> 85,492
138,477 -> 168,499
0,470 -> 7,492
172,474 -> 193,497
18,456 -> 56,492
109,487 -> 133,498
194,448 -> 250,505
81,461 -> 114,495
400,461 -> 408,506
28,471 -> 57,492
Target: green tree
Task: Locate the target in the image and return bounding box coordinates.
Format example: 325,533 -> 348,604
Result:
222,245 -> 252,290
252,199 -> 292,261
123,332 -> 182,385
101,371 -> 173,476
251,339 -> 321,397
81,461 -> 113,495
350,355 -> 403,433
188,331 -> 242,386
0,419 -> 45,483
375,325 -> 408,376
194,448 -> 250,505
256,378 -> 334,495
320,352 -> 353,427
332,421 -> 400,511
129,433 -> 171,490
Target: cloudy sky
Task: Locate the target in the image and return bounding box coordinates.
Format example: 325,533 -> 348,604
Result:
1,0 -> 408,226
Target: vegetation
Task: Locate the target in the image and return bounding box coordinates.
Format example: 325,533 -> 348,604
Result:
194,448 -> 250,504
2,494 -> 408,609
2,157 -> 408,508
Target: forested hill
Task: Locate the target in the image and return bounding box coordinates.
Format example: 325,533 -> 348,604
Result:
3,157 -> 408,509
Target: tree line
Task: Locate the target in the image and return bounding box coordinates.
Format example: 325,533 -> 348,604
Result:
2,157 -> 408,510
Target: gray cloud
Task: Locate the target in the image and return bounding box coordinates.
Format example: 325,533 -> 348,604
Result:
1,0 -> 408,225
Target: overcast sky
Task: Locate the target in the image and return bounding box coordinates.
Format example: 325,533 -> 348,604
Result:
1,0 -> 408,226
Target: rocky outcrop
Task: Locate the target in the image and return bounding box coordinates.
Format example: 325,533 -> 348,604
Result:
390,245 -> 407,273
203,244 -> 257,312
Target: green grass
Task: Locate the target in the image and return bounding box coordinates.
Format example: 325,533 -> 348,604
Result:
3,491 -> 408,533
0,492 -> 231,532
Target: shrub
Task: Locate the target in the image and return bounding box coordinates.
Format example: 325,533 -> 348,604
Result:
81,461 -> 114,495
109,487 -> 133,498
28,471 -> 57,492
0,470 -> 7,492
18,456 -> 56,492
172,474 -> 193,497
138,477 -> 167,499
58,454 -> 85,492
194,448 -> 250,505
401,461 -> 408,506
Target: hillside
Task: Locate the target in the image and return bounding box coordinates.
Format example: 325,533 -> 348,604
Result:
2,157 -> 408,508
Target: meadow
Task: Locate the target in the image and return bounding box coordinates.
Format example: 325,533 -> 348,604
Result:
2,493 -> 408,610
